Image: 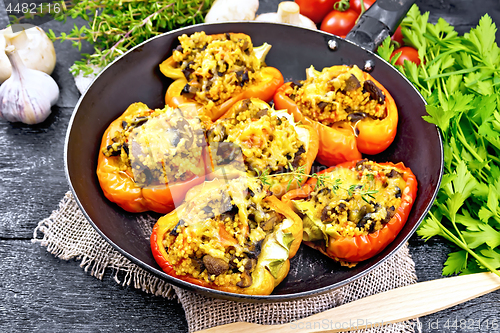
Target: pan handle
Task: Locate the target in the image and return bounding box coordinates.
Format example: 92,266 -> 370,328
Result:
345,0 -> 415,52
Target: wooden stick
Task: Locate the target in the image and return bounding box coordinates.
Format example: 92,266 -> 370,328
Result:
195,272 -> 500,333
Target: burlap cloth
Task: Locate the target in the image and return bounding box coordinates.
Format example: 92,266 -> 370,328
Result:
33,191 -> 421,333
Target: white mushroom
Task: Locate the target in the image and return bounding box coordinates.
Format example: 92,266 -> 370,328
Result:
205,0 -> 259,22
255,2 -> 317,30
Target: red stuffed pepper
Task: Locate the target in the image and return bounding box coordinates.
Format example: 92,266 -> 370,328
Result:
150,177 -> 303,295
96,102 -> 207,213
160,31 -> 284,122
274,65 -> 398,165
282,159 -> 417,265
205,98 -> 319,198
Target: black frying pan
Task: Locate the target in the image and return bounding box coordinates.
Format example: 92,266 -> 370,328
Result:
65,0 -> 443,302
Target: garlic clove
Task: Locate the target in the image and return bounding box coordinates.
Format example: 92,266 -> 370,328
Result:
0,36 -> 10,83
0,24 -> 56,84
255,2 -> 317,30
0,45 -> 59,125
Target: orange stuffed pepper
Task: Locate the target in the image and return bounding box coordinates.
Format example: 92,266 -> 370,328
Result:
150,177 -> 303,295
96,102 -> 207,213
205,98 -> 319,197
282,159 -> 417,265
160,31 -> 284,122
274,65 -> 398,165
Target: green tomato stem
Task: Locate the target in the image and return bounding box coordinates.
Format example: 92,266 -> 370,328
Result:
333,0 -> 351,12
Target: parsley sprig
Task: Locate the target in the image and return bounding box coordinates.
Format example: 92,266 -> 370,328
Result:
378,5 -> 500,277
41,0 -> 214,76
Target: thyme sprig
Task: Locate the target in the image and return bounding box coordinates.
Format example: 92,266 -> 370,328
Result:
256,164 -> 378,202
255,164 -> 307,192
33,0 -> 215,76
317,174 -> 378,203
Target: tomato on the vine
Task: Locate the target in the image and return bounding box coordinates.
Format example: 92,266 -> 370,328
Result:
295,0 -> 338,24
320,8 -> 359,37
392,26 -> 404,47
391,46 -> 421,67
349,0 -> 376,13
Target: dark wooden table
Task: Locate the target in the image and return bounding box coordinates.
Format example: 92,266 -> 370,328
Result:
1,1 -> 500,332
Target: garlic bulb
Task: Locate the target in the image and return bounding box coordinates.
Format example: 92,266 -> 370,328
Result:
0,24 -> 56,84
255,2 -> 317,30
0,45 -> 59,124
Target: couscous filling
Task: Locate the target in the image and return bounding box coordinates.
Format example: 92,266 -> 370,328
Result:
102,106 -> 205,187
173,31 -> 262,112
289,65 -> 387,127
163,178 -> 290,287
292,160 -> 406,243
207,98 -> 307,179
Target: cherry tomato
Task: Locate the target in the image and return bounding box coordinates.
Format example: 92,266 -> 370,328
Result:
349,0 -> 375,13
391,46 -> 421,67
295,0 -> 338,24
320,9 -> 359,37
392,25 -> 404,47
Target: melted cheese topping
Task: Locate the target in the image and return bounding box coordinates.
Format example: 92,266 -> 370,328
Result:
292,65 -> 387,126
102,105 -> 205,186
163,178 -> 292,287
293,160 -> 406,241
208,99 -> 307,180
173,32 -> 263,112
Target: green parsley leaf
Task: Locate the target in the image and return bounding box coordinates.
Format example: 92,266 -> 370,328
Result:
422,105 -> 454,133
478,247 -> 500,269
377,37 -> 395,62
417,213 -> 445,240
464,15 -> 498,60
442,250 -> 468,276
455,211 -> 482,231
486,185 -> 499,214
462,223 -> 500,249
478,207 -> 494,224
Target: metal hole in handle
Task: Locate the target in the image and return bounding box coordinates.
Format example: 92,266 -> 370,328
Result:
364,59 -> 375,72
328,39 -> 338,51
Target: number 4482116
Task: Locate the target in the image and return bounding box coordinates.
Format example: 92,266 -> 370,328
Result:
5,2 -> 61,14
443,318 -> 499,330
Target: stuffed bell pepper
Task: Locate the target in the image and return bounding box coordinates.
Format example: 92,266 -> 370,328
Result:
274,65 -> 398,165
206,98 -> 319,197
282,159 -> 417,265
160,31 -> 284,122
150,177 -> 303,295
97,102 -> 207,213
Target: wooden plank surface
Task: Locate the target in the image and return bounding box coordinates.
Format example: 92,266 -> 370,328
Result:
0,241 -> 188,332
1,1 -> 500,332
